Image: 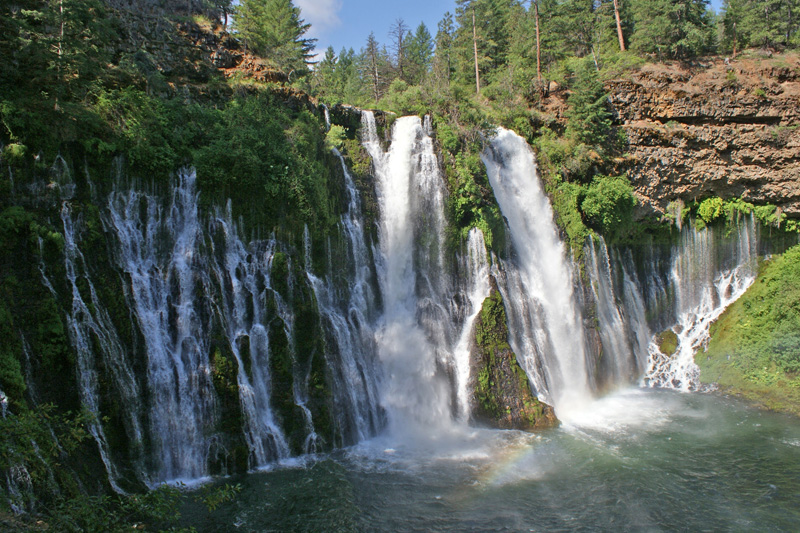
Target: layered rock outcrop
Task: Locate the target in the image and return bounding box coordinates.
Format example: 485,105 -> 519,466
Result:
607,56 -> 800,216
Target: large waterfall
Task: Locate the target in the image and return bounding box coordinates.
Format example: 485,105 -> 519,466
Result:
27,116 -> 786,491
364,112 -> 487,437
482,128 -> 591,414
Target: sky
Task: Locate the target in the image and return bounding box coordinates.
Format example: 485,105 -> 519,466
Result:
296,0 -> 727,59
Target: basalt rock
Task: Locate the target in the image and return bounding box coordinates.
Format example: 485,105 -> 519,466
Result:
607,57 -> 800,217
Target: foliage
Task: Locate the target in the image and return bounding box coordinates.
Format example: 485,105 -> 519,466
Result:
233,0 -> 315,75
579,175 -> 637,240
565,58 -> 613,147
629,0 -> 715,59
700,245 -> 800,414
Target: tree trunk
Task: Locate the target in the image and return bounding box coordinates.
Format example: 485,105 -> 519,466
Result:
56,0 -> 64,111
732,21 -> 737,59
472,8 -> 480,94
534,0 -> 542,84
613,0 -> 626,52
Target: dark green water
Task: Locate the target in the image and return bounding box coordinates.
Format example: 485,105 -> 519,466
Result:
182,389 -> 800,531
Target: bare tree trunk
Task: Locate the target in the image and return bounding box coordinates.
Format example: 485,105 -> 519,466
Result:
613,0 -> 626,51
472,8 -> 480,94
732,21 -> 738,59
55,0 -> 64,111
534,0 -> 542,84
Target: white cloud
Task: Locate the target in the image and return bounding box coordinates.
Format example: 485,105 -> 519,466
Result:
295,0 -> 343,36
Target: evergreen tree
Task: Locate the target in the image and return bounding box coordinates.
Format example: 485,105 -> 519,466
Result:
234,0 -> 315,75
629,0 -> 715,59
405,23 -> 434,85
741,0 -> 799,49
720,0 -> 749,55
565,58 -> 612,147
433,12 -> 456,86
362,32 -> 393,103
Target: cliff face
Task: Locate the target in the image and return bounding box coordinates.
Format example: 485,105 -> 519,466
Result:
607,55 -> 800,216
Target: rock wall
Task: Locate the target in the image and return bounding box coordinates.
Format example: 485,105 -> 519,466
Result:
608,56 -> 800,216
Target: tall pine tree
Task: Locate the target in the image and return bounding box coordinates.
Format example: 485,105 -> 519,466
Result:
234,0 -> 315,76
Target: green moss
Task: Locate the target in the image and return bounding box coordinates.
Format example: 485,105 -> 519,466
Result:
699,244 -> 800,415
475,290 -> 511,351
270,252 -> 290,298
657,330 -> 679,355
472,286 -> 556,429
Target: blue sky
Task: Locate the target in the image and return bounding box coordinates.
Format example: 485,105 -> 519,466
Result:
297,0 -> 726,58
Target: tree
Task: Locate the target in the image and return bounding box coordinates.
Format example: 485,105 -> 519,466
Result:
721,0 -> 749,56
565,58 -> 612,146
364,32 -> 390,103
433,12 -> 456,86
629,0 -> 715,59
740,0 -> 799,50
234,0 -> 315,76
405,23 -> 434,85
389,18 -> 410,81
612,0 -> 626,51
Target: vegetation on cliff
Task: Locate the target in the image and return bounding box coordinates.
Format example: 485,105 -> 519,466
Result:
699,244 -> 800,415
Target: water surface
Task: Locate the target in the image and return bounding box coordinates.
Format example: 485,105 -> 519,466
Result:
182,389 -> 800,531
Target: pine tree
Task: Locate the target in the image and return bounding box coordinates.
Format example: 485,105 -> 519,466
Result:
433,12 -> 456,86
405,23 -> 434,85
234,0 -> 315,76
629,0 -> 715,59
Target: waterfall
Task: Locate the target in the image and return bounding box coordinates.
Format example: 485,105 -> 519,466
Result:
37,203 -> 146,491
644,217 -> 759,390
208,208 -> 290,466
482,128 -> 591,414
585,236 -> 651,385
108,170 -> 217,485
366,113 -> 454,434
306,149 -> 384,444
453,228 -> 491,420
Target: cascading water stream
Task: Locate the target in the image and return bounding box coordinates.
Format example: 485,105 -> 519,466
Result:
108,170 -> 216,485
585,236 -> 651,384
482,128 -> 591,414
644,217 -> 760,390
453,228 -> 491,420
306,148 -> 384,443
208,208 -> 290,466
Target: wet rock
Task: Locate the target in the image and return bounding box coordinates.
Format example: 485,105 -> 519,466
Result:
469,280 -> 558,431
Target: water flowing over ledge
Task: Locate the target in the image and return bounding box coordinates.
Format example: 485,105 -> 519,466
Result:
30,118 -> 790,490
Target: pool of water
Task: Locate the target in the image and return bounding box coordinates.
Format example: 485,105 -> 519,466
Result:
181,389 -> 800,531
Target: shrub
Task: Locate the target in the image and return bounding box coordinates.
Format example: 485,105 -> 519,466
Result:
579,175 -> 636,239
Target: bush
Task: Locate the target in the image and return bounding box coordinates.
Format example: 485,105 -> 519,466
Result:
579,175 -> 636,239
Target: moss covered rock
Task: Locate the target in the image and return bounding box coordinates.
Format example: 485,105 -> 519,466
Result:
469,279 -> 558,430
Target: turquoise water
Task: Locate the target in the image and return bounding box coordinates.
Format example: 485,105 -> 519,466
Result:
182,389 -> 800,531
